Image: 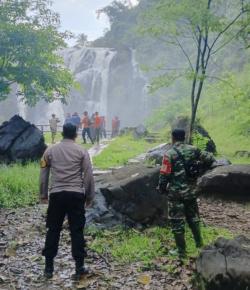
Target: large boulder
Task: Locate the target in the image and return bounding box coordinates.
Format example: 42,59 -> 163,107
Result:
0,115 -> 46,163
96,164 -> 167,224
197,165 -> 250,197
133,124 -> 148,139
196,236 -> 250,290
145,143 -> 172,165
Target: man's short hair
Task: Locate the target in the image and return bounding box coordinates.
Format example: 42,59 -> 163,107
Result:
62,123 -> 77,139
172,129 -> 185,141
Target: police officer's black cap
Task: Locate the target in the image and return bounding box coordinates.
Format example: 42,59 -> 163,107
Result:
172,129 -> 185,141
62,123 -> 77,139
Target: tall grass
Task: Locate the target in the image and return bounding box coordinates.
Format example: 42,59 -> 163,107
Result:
0,163 -> 39,208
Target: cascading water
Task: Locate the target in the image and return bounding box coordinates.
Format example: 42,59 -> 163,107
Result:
2,46 -> 148,128
61,47 -> 116,124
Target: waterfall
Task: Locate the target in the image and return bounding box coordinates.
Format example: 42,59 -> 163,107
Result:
61,47 -> 116,121
131,49 -> 149,119
15,84 -> 27,120
2,46 -> 148,128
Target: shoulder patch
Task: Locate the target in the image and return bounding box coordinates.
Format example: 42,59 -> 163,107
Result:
40,158 -> 48,168
160,155 -> 172,174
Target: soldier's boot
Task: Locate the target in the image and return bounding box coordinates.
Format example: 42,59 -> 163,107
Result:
72,258 -> 89,281
190,222 -> 203,248
174,233 -> 187,260
44,257 -> 54,279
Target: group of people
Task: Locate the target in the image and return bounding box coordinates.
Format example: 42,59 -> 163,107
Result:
40,123 -> 215,281
49,112 -> 120,145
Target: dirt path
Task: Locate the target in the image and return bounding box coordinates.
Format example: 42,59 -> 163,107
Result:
0,196 -> 249,290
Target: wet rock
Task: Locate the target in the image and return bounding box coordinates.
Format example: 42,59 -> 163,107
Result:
96,164 -> 168,224
0,115 -> 46,163
197,165 -> 250,197
145,143 -> 172,165
133,124 -> 148,139
196,236 -> 250,290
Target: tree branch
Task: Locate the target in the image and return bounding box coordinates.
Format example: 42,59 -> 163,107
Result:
205,75 -> 235,88
173,36 -> 194,72
211,24 -> 249,55
209,10 -> 247,53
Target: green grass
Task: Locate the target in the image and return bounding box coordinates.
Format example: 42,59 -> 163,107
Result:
88,225 -> 232,266
199,101 -> 250,164
43,132 -> 93,150
0,163 -> 40,208
93,134 -> 160,169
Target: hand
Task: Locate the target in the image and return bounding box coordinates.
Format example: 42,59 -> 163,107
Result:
157,184 -> 168,195
85,199 -> 93,208
40,197 -> 48,204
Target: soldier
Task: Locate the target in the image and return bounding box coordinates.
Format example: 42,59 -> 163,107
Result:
158,129 -> 215,259
49,114 -> 60,144
39,123 -> 95,280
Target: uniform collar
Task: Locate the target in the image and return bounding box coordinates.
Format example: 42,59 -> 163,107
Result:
61,139 -> 75,143
173,141 -> 184,147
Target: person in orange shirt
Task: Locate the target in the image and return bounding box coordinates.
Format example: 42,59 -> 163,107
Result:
81,111 -> 94,144
94,112 -> 101,144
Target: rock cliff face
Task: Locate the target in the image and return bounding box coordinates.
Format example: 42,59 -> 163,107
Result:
0,47 -> 148,128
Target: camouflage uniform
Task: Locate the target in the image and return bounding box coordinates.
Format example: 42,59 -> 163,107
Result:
159,141 -> 215,257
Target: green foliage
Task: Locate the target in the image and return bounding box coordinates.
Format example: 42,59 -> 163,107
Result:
0,0 -> 74,105
138,0 -> 250,142
198,64 -> 250,163
89,225 -> 232,265
192,132 -> 210,151
0,163 -> 39,208
93,134 -> 160,169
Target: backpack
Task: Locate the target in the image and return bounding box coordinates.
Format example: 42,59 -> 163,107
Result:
173,147 -> 200,179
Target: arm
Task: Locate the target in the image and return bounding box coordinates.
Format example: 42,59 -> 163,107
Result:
82,151 -> 95,206
39,150 -> 50,201
158,154 -> 172,194
198,149 -> 216,170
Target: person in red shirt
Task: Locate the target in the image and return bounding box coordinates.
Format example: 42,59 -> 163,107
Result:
111,116 -> 120,138
94,112 -> 101,144
100,116 -> 107,139
81,111 -> 94,144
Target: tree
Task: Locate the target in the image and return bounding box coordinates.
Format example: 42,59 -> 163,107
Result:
139,0 -> 250,142
0,0 -> 74,105
76,33 -> 88,47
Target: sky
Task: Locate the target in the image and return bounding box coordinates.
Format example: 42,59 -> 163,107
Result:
51,0 -> 138,45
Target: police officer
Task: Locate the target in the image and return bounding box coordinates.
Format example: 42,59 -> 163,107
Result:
49,114 -> 60,144
158,129 -> 215,259
39,123 -> 95,279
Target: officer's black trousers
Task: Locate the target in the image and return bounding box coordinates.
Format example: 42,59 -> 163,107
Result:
42,191 -> 86,261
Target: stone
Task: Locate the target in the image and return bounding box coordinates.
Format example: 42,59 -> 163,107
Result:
0,115 -> 46,163
145,143 -> 172,165
196,236 -> 250,290
133,124 -> 148,139
197,165 -> 250,197
96,164 -> 168,224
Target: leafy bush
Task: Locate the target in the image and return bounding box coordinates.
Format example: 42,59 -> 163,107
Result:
192,132 -> 210,151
